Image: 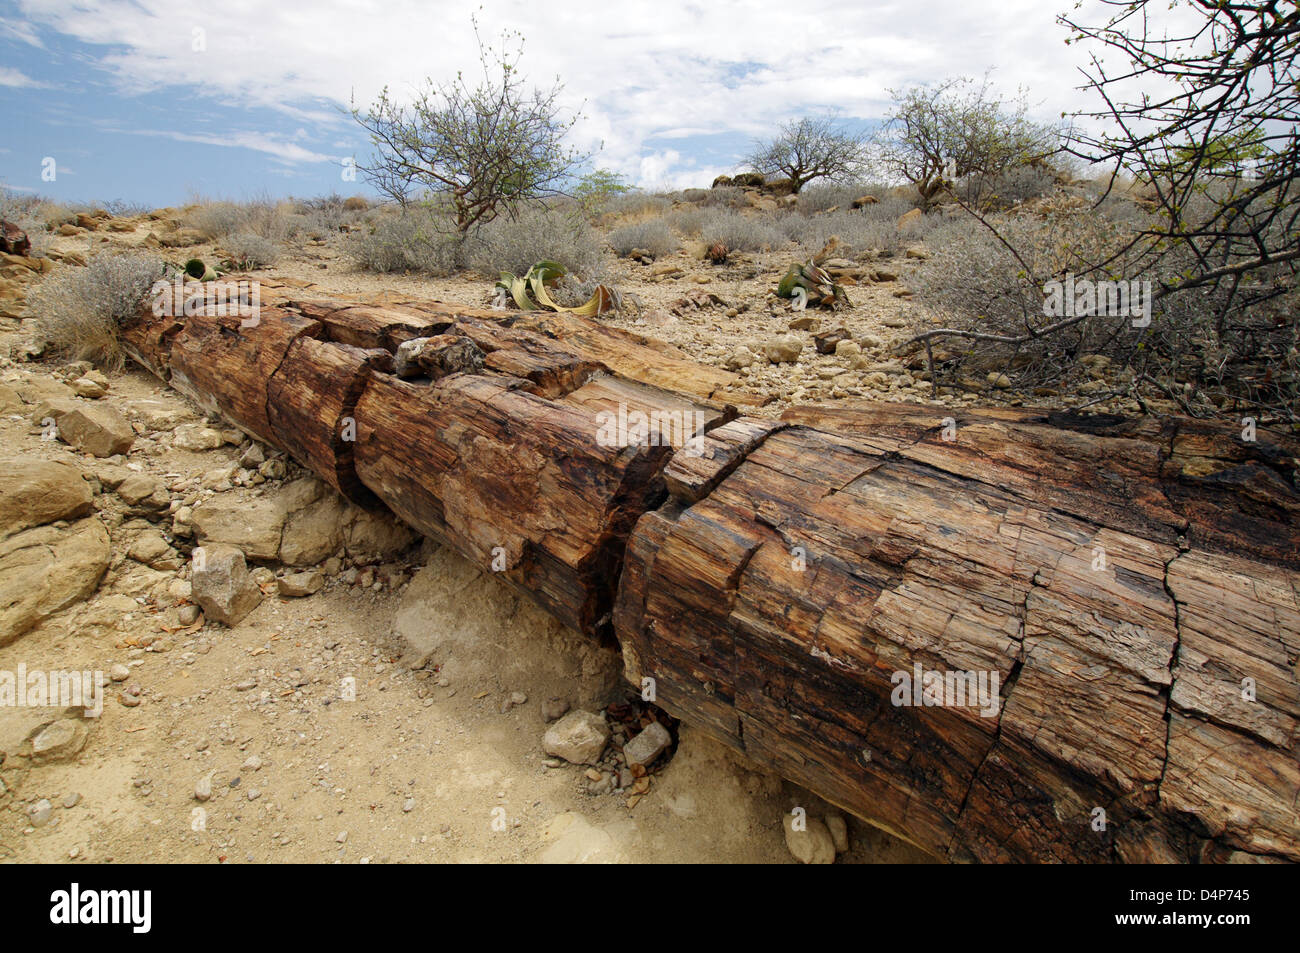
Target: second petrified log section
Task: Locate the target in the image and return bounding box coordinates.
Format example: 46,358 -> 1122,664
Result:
119,286 -> 1300,863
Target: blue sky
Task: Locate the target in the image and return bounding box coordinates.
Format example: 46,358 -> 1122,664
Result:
0,0 -> 1104,206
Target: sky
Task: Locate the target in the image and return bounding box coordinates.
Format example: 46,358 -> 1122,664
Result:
0,0 -> 1115,205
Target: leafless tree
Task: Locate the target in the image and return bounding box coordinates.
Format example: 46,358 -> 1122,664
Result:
745,116 -> 868,193
875,75 -> 1058,211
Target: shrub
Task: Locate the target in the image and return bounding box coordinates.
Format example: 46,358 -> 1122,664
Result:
700,211 -> 784,253
666,206 -> 706,236
348,205 -> 465,275
796,183 -> 876,213
467,204 -> 604,277
607,219 -> 678,258
778,210 -> 900,258
223,232 -> 279,269
32,251 -> 163,368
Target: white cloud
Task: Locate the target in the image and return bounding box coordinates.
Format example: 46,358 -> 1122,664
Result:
15,0 -> 1107,187
0,65 -> 43,87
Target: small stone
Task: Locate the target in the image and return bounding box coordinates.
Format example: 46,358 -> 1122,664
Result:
336,831 -> 348,843
194,776 -> 212,802
509,691 -> 527,707
28,799 -> 52,827
63,792 -> 81,809
783,813 -> 836,864
542,710 -> 610,765
118,692 -> 141,708
824,813 -> 850,853
247,789 -> 261,801
622,721 -> 672,767
403,797 -> 415,813
541,697 -> 570,722
242,755 -> 263,772
177,604 -> 201,625
277,569 -> 324,598
234,679 -> 257,692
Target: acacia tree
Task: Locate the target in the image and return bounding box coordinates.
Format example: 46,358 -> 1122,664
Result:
744,116 -> 868,193
352,22 -> 587,236
875,76 -> 1058,211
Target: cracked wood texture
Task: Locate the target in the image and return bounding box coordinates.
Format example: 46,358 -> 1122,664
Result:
615,402 -> 1300,862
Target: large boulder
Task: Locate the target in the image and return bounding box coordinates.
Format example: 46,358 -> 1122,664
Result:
0,519 -> 110,645
0,459 -> 93,539
191,543 -> 262,626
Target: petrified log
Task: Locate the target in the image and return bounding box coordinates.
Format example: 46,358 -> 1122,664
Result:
615,402 -> 1299,862
121,283 -> 1299,863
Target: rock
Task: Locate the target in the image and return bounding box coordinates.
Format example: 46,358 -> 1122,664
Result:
0,520 -> 110,646
277,570 -> 323,598
834,340 -> 862,360
880,315 -> 908,328
190,543 -> 262,626
28,799 -> 52,827
280,494 -> 349,565
987,372 -> 1012,389
63,792 -> 81,809
897,208 -> 923,229
115,473 -> 162,506
177,604 -> 201,625
538,812 -> 622,864
813,328 -> 850,354
542,710 -> 610,765
191,495 -> 289,562
622,721 -> 672,767
242,754 -> 263,771
904,244 -> 930,260
824,813 -> 850,853
542,697 -> 571,722
171,423 -> 225,452
787,315 -> 818,331
343,508 -> 418,560
782,813 -> 837,864
127,528 -> 180,570
194,775 -> 212,802
36,399 -> 134,457
723,345 -> 757,370
403,797 -> 415,813
851,194 -> 879,209
0,459 -> 92,539
109,663 -> 130,682
238,443 -> 265,468
509,690 -> 528,706
763,335 -> 803,364
30,718 -> 90,763
70,377 -> 108,399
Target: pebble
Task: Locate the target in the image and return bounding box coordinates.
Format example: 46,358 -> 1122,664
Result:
403,797 -> 415,813
29,799 -> 52,827
336,831 -> 348,843
242,755 -> 263,772
109,664 -> 130,683
118,692 -> 141,708
234,680 -> 257,692
63,792 -> 81,809
194,776 -> 212,802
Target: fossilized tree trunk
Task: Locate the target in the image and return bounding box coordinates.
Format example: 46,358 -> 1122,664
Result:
119,282 -> 1300,863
